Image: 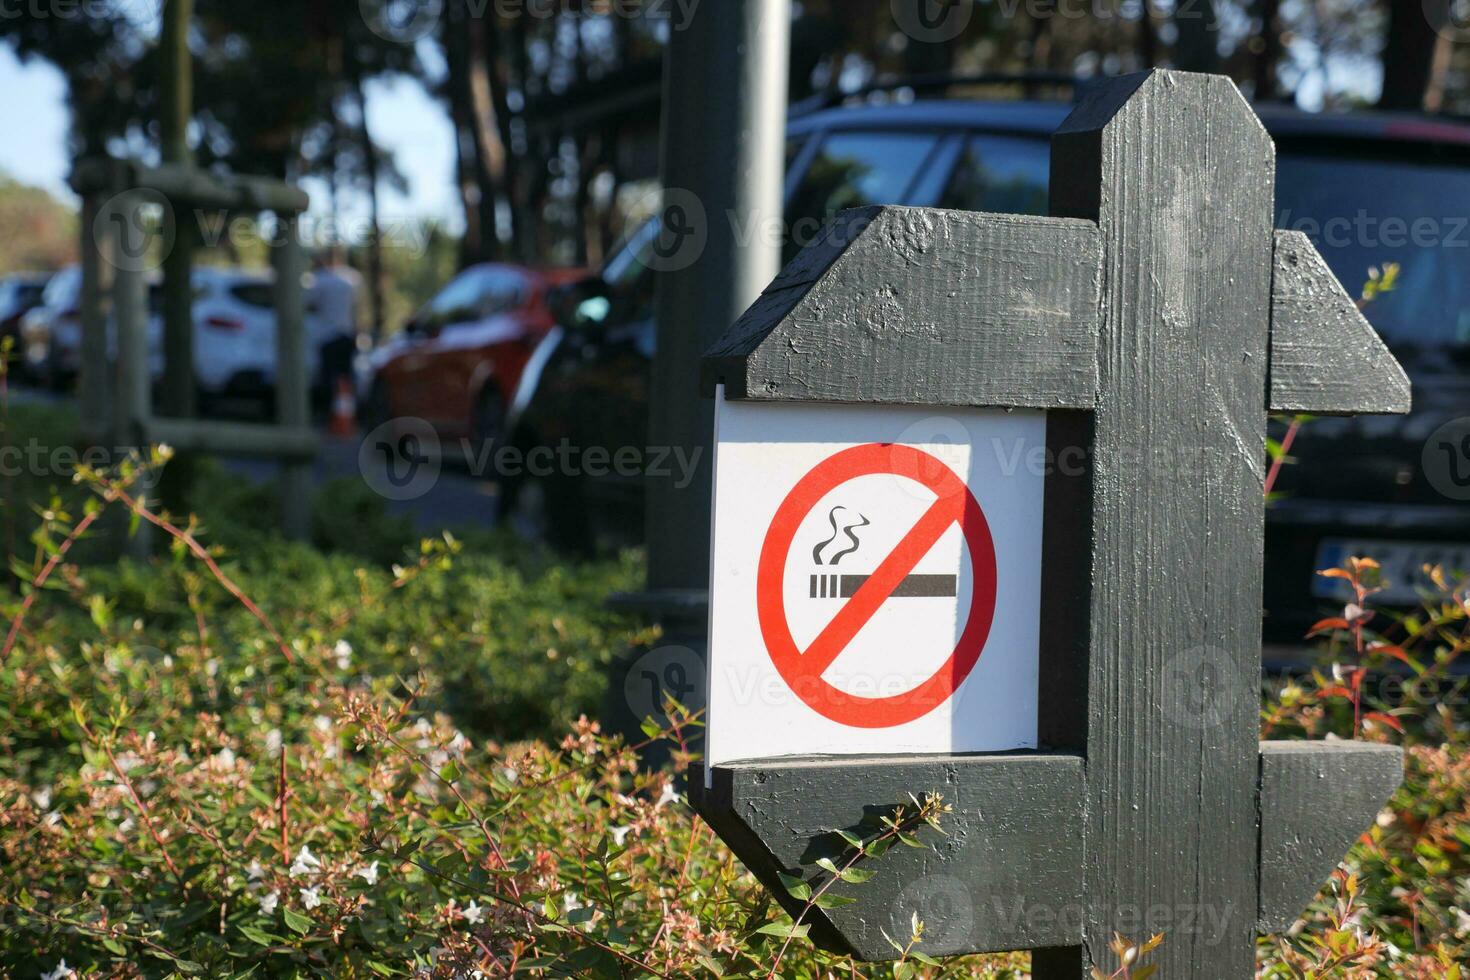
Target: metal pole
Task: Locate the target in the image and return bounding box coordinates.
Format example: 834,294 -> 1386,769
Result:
272,214 -> 312,540
644,0 -> 790,596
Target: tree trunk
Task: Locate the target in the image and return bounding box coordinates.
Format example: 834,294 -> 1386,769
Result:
1172,0 -> 1221,73
1251,0 -> 1282,100
465,13 -> 507,258
349,68 -> 386,344
1379,0 -> 1451,110
443,2 -> 487,265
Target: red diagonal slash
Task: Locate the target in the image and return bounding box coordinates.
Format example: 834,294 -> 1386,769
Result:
755,443 -> 997,729
798,492 -> 964,676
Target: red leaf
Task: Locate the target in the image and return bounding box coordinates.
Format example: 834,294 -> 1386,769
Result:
1308,617 -> 1350,637
1363,711 -> 1405,733
1318,568 -> 1354,581
1369,643 -> 1413,666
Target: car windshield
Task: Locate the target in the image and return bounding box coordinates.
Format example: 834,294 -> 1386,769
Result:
1276,153 -> 1470,352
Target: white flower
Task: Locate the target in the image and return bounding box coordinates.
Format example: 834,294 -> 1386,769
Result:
463,900 -> 484,925
247,858 -> 266,880
265,728 -> 283,756
563,891 -> 584,914
656,783 -> 679,809
355,861 -> 380,886
610,826 -> 632,847
300,886 -> 323,910
333,639 -> 353,671
1331,662 -> 1346,682
498,766 -> 518,785
1455,907 -> 1470,938
41,960 -> 75,980
259,890 -> 280,915
289,844 -> 321,877
31,786 -> 53,809
313,715 -> 333,733
211,747 -> 236,770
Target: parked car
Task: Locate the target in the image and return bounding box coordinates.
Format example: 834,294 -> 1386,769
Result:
19,265 -> 82,387
179,266 -> 324,409
502,85 -> 1470,644
361,262 -> 586,450
0,272 -> 52,371
21,265 -> 319,408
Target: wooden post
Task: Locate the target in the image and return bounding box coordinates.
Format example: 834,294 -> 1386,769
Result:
1035,68 -> 1274,979
77,193 -> 110,444
157,0 -> 197,523
273,215 -> 311,540
110,193 -> 153,560
695,69 -> 1411,978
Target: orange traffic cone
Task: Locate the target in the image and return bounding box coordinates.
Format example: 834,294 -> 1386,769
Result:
329,376 -> 357,439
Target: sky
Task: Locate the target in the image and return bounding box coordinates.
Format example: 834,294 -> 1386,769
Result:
0,42 -> 462,230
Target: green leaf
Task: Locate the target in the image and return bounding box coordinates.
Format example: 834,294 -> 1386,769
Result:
813,893 -> 857,909
755,922 -> 810,939
238,924 -> 280,947
778,872 -> 812,901
282,907 -> 312,935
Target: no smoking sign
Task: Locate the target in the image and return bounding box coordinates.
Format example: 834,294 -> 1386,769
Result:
706,394 -> 1044,769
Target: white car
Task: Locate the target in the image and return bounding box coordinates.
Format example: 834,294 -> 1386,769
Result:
181,267 -> 322,399
22,266 -> 321,401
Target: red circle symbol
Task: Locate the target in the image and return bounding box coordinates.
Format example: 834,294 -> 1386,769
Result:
755,444 -> 998,728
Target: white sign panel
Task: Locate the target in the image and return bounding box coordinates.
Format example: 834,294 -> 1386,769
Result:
705,391 -> 1045,771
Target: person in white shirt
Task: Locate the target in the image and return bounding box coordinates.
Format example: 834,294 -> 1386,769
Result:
307,247 -> 363,402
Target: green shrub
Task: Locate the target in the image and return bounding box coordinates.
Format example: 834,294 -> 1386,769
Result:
1,405 -> 1466,977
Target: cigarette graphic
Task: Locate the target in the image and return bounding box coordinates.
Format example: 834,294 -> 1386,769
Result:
808,573 -> 958,599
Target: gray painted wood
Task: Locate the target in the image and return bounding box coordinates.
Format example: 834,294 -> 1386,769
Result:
694,753 -> 1086,959
1257,741 -> 1403,932
695,68 -> 1412,976
705,206 -> 1102,409
1042,70 -> 1276,978
1268,230 -> 1412,416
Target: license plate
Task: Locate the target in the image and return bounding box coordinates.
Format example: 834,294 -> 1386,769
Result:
1312,539 -> 1470,604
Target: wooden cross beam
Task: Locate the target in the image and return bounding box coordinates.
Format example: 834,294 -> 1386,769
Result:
694,70 -> 1408,978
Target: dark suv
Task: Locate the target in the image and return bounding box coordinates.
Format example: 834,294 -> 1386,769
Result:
503,93 -> 1470,643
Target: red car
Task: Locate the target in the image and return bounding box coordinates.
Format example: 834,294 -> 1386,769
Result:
363,263 -> 585,447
